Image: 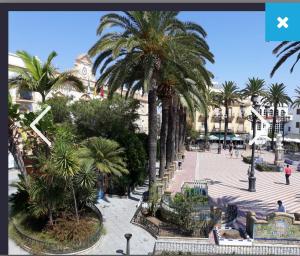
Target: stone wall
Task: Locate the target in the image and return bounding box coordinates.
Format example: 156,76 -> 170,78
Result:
246,211 -> 300,241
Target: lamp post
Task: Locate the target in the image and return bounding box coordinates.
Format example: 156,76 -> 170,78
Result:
246,94 -> 260,192
124,233 -> 132,256
281,114 -> 290,142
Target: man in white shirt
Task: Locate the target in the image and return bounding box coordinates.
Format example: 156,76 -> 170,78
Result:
277,200 -> 286,213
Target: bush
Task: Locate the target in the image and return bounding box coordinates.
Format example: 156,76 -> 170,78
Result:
243,156 -> 252,164
256,163 -> 277,172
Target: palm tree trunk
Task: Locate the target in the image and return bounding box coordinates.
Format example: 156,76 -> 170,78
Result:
41,93 -> 46,103
48,208 -> 54,226
148,88 -> 158,188
171,96 -> 178,162
175,103 -> 180,157
224,103 -> 229,148
8,119 -> 28,183
204,111 -> 208,147
71,182 -> 79,223
159,97 -> 169,178
178,105 -> 184,152
166,97 -> 173,168
182,108 -> 187,151
271,104 -> 278,150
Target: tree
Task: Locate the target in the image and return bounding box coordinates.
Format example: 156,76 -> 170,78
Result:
89,11 -> 214,191
218,81 -> 240,146
45,95 -> 72,123
9,51 -> 84,102
292,87 -> 300,107
78,137 -> 128,177
52,141 -> 81,222
241,77 -> 266,99
271,42 -> 300,77
262,83 -> 292,150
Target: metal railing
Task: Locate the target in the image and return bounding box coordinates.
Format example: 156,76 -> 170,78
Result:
154,241 -> 300,255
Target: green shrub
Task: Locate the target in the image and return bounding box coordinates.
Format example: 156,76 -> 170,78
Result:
256,163 -> 277,172
243,156 -> 252,164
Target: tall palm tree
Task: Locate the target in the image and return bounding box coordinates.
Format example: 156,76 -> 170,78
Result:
89,11 -> 213,190
262,83 -> 292,150
9,50 -> 84,102
200,88 -> 217,146
218,81 -> 240,147
292,87 -> 300,107
271,42 -> 300,77
241,77 -> 266,99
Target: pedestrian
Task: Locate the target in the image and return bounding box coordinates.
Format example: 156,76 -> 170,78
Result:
284,164 -> 292,185
229,141 -> 233,158
277,200 -> 286,212
235,149 -> 239,158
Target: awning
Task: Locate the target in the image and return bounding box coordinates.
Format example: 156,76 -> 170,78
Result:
284,138 -> 300,144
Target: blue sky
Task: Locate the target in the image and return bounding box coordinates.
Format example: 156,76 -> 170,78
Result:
9,11 -> 299,97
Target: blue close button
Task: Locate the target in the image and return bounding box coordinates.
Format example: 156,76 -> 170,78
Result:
266,3 -> 300,41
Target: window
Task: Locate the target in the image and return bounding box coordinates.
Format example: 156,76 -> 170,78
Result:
281,110 -> 285,116
257,122 -> 261,130
269,109 -> 273,116
263,109 -> 267,116
259,109 -> 262,115
288,127 -> 291,132
296,122 -> 300,128
297,109 -> 300,115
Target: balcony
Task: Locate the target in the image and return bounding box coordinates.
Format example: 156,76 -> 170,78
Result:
212,114 -> 235,123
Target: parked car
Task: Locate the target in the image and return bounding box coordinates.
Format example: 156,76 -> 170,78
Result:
297,163 -> 300,172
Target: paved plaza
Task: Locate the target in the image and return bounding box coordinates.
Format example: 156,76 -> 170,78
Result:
169,149 -> 300,227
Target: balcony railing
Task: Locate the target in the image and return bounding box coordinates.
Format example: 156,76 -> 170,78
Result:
212,114 -> 235,123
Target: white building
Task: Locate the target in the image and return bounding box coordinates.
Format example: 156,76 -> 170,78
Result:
9,52 -> 149,134
285,105 -> 300,138
255,97 -> 291,137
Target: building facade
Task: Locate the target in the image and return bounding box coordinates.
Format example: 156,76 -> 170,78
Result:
9,52 -> 149,134
285,105 -> 300,138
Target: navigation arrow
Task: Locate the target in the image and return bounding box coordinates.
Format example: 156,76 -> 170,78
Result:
249,107 -> 270,146
30,105 -> 52,147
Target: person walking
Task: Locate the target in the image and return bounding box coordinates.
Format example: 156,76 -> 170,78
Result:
284,164 -> 292,185
229,141 -> 233,158
277,200 -> 286,212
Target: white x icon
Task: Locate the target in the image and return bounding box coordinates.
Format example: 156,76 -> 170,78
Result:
277,17 -> 288,29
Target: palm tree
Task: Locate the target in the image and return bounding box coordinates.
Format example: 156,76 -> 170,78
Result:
218,81 -> 240,147
262,83 -> 292,150
78,137 -> 128,177
9,50 -> 84,102
241,77 -> 266,99
89,11 -> 214,189
78,137 -> 128,196
271,42 -> 300,77
292,87 -> 300,107
199,88 -> 217,147
52,141 -> 81,222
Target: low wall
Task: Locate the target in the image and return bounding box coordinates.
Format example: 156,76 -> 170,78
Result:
246,211 -> 300,241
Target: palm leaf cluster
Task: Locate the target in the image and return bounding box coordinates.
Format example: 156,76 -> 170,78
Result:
271,41 -> 300,77
9,51 -> 85,102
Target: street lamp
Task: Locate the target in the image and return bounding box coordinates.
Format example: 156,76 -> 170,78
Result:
281,114 -> 290,142
245,94 -> 260,192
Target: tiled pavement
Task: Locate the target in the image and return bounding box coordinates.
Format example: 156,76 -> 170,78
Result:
170,150 -> 300,228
